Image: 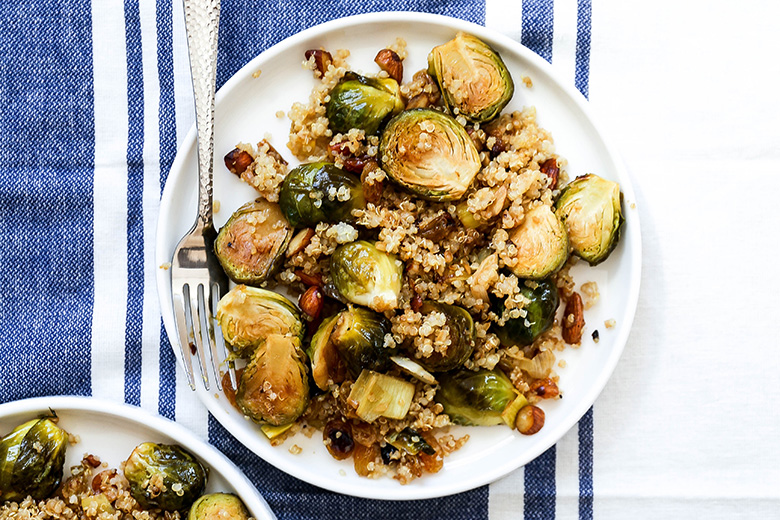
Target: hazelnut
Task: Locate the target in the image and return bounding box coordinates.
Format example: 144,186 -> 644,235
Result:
294,268 -> 323,287
515,405 -> 545,435
374,49 -> 403,83
299,286 -> 323,319
561,292 -> 586,344
224,148 -> 253,175
304,49 -> 333,78
540,158 -> 559,190
529,378 -> 560,399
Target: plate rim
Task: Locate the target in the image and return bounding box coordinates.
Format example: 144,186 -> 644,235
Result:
0,396 -> 277,520
155,10 -> 642,500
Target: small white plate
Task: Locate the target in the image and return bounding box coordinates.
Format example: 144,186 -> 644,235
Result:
155,12 -> 641,500
0,396 -> 276,520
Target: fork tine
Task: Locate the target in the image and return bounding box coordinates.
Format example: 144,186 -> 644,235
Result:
172,284 -> 196,390
210,282 -> 236,391
202,282 -> 222,392
191,283 -> 211,390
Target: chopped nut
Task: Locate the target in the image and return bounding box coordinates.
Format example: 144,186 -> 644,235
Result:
375,48 -> 403,83
561,292 -> 585,344
304,49 -> 333,78
294,268 -> 323,287
540,158 -> 559,190
224,148 -> 253,175
515,405 -> 545,435
529,378 -> 559,399
299,286 -> 324,320
286,228 -> 315,257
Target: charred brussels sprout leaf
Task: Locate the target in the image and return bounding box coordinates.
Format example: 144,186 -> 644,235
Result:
307,313 -> 347,391
385,428 -> 435,456
494,279 -> 559,347
416,302 -> 475,372
279,162 -> 365,227
124,442 -> 207,511
188,493 -> 250,520
428,32 -> 514,123
380,109 -> 481,201
503,204 -> 569,280
331,306 -> 396,377
436,369 -> 520,426
236,334 -> 310,426
0,418 -> 67,502
326,72 -> 404,135
330,241 -> 403,312
214,199 -> 292,286
216,285 -> 303,357
555,173 -> 624,265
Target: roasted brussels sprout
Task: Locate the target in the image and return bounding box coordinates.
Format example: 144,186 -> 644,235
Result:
385,428 -> 435,456
436,369 -> 524,426
428,32 -> 514,123
380,108 -> 481,201
236,333 -> 310,426
331,306 -> 397,376
214,199 -> 292,286
503,204 -> 569,280
416,302 -> 475,372
494,279 -> 559,347
279,162 -> 365,227
330,241 -> 403,312
555,173 -> 624,265
216,285 -> 303,356
0,418 -> 67,502
327,72 -> 404,135
124,442 -> 207,511
307,313 -> 347,391
188,493 -> 250,520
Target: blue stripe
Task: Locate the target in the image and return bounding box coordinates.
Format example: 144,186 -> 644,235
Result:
575,0 -> 592,99
578,407 -> 594,520
156,0 -> 177,420
524,446 -> 556,519
0,0 -> 94,401
208,415 -> 489,520
521,0 -> 555,63
123,0 -> 145,406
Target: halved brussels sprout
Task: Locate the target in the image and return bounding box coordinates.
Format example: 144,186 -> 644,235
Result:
435,368 -> 520,426
124,442 -> 207,511
214,199 -> 292,286
0,418 -> 67,502
380,108 -> 481,201
236,333 -> 310,426
188,493 -> 250,520
216,285 -> 303,356
428,32 -> 514,123
504,204 -> 569,280
279,162 -> 365,227
555,173 -> 624,265
307,313 -> 347,391
416,302 -> 475,372
494,279 -> 559,347
327,72 -> 405,135
331,306 -> 397,377
330,241 -> 403,312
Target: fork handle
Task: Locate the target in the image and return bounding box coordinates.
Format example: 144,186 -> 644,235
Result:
183,0 -> 221,226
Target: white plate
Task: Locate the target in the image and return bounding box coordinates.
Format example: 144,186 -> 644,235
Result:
0,396 -> 276,520
155,12 -> 641,500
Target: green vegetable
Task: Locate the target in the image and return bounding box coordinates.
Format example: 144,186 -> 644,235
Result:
428,32 -> 514,123
331,306 -> 397,377
326,72 -> 404,135
385,428 -> 435,456
188,493 -> 250,520
123,442 -> 207,511
330,241 -> 403,312
216,285 -> 303,357
380,108 -> 481,201
307,313 -> 344,391
347,370 -> 416,423
436,369 -> 520,426
279,162 -> 365,227
214,199 -> 292,286
0,418 -> 67,502
416,302 -> 475,372
494,279 -> 560,347
555,173 -> 624,265
236,333 -> 310,427
504,204 -> 569,280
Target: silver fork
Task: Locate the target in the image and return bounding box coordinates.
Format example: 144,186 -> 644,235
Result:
170,0 -> 234,391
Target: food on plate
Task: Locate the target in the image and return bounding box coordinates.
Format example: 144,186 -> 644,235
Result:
215,31 -> 624,483
0,418 -> 250,519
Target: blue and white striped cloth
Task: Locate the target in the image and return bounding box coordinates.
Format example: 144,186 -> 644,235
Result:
5,1 -> 779,518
